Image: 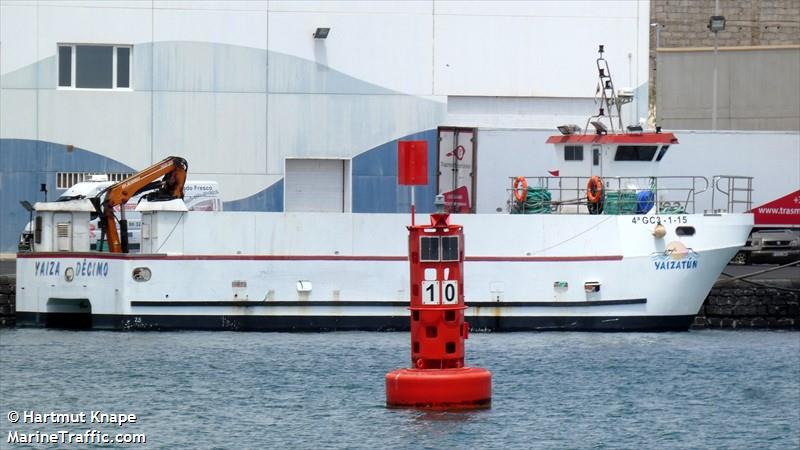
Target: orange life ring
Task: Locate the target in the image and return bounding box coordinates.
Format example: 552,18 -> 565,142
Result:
513,176 -> 528,202
586,176 -> 603,204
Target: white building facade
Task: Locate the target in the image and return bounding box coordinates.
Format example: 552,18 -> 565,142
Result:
0,0 -> 652,254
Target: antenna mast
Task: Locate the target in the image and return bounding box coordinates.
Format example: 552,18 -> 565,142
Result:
585,45 -> 634,134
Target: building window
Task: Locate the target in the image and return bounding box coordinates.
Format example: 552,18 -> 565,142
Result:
56,172 -> 132,190
614,145 -> 658,161
58,46 -> 72,87
57,44 -> 132,89
564,145 -> 583,161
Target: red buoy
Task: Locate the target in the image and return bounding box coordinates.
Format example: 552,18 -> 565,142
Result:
386,367 -> 491,409
385,208 -> 492,409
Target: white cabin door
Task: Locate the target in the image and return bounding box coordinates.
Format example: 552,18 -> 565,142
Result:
591,145 -> 603,178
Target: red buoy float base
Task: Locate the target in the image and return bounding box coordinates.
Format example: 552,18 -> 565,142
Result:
385,367 -> 492,410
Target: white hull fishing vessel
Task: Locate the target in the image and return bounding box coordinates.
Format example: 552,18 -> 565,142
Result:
16,210 -> 751,331
14,47 -> 754,331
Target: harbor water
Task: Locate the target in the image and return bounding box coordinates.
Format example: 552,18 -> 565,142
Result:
1,329 -> 798,449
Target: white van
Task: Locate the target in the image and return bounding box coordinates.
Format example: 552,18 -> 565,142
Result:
20,176 -> 222,251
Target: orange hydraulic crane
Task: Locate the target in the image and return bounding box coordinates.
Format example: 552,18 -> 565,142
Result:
92,156 -> 188,253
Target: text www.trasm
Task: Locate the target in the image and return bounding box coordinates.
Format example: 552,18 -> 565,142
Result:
757,207 -> 800,215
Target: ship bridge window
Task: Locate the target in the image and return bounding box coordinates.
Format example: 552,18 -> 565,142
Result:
564,145 -> 584,161
614,145 -> 658,161
656,145 -> 670,162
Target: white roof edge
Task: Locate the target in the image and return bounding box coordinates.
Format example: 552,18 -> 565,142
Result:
34,199 -> 96,212
669,129 -> 800,136
474,127 -> 799,136
135,198 -> 189,212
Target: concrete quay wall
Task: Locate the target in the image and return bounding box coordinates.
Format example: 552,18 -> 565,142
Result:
693,279 -> 799,329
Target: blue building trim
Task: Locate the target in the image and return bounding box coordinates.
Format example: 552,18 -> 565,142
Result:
0,130 -> 439,253
223,180 -> 284,212
352,129 -> 438,213
0,139 -> 135,254
221,129 -> 439,215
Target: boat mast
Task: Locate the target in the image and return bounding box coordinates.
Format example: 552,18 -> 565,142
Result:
585,45 -> 633,134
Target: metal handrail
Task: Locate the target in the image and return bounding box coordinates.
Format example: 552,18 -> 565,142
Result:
711,175 -> 753,213
506,175 -> 744,215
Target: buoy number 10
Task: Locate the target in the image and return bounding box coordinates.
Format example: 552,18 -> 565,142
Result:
421,280 -> 459,305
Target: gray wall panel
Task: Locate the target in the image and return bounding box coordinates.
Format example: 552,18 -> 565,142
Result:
267,93 -> 444,172
152,91 -> 267,174
656,48 -> 800,131
152,42 -> 267,93
0,89 -> 37,139
268,51 -> 394,95
36,90 -> 153,169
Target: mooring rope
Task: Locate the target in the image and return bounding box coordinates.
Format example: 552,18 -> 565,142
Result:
716,260 -> 800,292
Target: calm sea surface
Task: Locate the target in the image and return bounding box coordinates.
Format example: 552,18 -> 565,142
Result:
1,329 -> 798,449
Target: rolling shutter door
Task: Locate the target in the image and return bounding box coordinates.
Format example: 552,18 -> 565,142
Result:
285,159 -> 345,212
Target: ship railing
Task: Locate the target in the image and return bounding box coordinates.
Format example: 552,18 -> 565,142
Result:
711,175 -> 753,213
507,175 -> 711,215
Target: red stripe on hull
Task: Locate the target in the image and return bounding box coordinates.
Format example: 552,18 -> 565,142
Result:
17,252 -> 623,262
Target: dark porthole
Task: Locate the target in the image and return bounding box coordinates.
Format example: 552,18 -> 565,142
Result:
132,267 -> 152,282
676,226 -> 696,236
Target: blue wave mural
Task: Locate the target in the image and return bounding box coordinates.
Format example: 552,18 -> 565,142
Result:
0,130 -> 441,253
352,130 -> 438,213
0,40 -> 445,253
222,129 -> 439,213
0,139 -> 135,254
223,180 -> 284,212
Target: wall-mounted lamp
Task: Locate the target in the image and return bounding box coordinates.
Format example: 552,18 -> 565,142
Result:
313,27 -> 330,39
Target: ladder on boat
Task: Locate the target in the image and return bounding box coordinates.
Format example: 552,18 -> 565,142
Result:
585,44 -> 634,134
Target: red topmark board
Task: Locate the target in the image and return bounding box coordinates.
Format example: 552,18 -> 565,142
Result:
750,189 -> 800,226
398,141 -> 428,186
